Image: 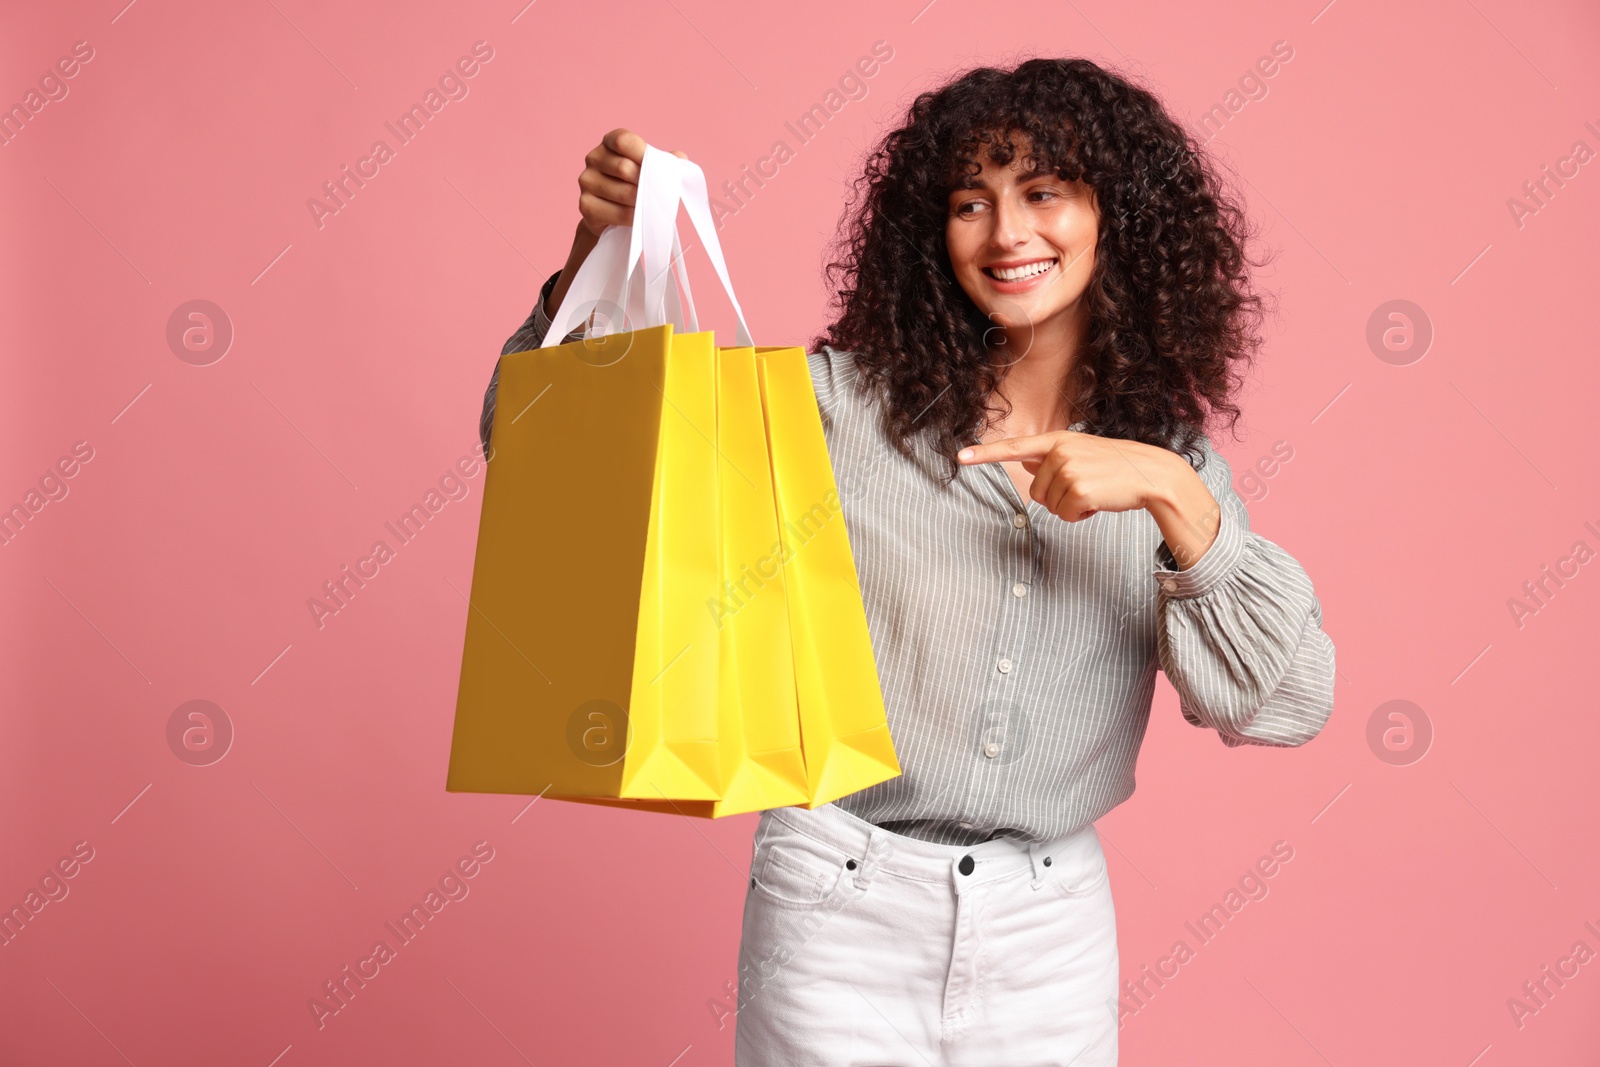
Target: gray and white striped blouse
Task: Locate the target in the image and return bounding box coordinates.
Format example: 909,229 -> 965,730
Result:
480,270 -> 1337,847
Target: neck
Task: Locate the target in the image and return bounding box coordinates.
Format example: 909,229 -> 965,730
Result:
984,304 -> 1088,439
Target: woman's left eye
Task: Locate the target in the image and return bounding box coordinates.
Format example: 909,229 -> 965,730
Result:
1029,189 -> 1059,202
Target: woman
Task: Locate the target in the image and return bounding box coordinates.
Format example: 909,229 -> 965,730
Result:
480,57 -> 1335,1067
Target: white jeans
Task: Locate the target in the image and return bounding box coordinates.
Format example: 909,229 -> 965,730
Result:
735,801 -> 1120,1066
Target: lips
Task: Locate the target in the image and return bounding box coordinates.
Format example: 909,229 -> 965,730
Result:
983,257 -> 1057,281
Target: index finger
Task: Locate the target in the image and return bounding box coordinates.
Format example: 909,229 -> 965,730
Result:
603,128 -> 648,164
957,434 -> 1059,465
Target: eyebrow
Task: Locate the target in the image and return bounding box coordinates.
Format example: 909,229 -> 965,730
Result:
952,164 -> 1059,191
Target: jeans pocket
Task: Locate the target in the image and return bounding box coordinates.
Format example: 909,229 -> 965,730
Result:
1048,842 -> 1110,900
750,835 -> 850,909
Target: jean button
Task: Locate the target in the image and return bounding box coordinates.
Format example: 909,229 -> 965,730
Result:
958,855 -> 975,876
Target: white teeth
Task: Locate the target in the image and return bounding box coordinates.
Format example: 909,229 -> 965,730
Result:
989,259 -> 1055,281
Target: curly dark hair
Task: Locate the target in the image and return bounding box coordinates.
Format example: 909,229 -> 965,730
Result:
809,56 -> 1272,482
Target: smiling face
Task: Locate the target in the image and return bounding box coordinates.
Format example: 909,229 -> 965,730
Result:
945,131 -> 1100,356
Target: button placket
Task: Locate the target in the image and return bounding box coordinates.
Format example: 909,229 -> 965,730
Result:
997,522 -> 1029,681
975,492 -> 1037,782
956,468 -> 1041,833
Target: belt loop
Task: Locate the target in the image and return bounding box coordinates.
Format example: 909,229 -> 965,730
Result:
1027,840 -> 1049,890
853,827 -> 894,890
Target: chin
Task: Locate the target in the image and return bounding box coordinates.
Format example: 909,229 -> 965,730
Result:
984,294 -> 1068,321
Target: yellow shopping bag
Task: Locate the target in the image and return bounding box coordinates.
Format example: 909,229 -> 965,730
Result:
531,343 -> 816,820
447,143 -> 898,814
694,343 -> 811,815
446,322 -> 727,802
755,347 -> 900,807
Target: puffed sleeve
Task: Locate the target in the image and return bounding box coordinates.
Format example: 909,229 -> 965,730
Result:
480,269 -> 583,456
1151,434 -> 1336,748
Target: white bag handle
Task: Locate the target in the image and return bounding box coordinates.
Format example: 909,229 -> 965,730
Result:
541,143 -> 752,348
541,144 -> 687,347
672,156 -> 753,347
666,223 -> 698,333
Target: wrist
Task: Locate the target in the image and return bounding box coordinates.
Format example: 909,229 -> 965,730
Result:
1138,447 -> 1190,517
1143,452 -> 1220,571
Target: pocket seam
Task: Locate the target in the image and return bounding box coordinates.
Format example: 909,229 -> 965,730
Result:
752,842 -> 845,908
1049,851 -> 1110,899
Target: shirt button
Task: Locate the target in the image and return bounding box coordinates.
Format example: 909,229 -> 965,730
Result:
997,658 -> 1013,673
983,741 -> 1000,757
1012,582 -> 1028,598
1012,512 -> 1027,529
1160,578 -> 1179,593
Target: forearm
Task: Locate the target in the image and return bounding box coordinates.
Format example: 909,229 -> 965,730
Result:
546,220 -> 600,319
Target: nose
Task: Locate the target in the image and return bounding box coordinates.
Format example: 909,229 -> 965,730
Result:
989,191 -> 1030,250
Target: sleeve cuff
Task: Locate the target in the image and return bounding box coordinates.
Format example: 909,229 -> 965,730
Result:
1150,501 -> 1246,599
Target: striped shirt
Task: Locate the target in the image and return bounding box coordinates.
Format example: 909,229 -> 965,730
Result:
481,270 -> 1337,847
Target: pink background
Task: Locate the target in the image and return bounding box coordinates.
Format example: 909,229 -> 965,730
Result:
4,0 -> 1598,1063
